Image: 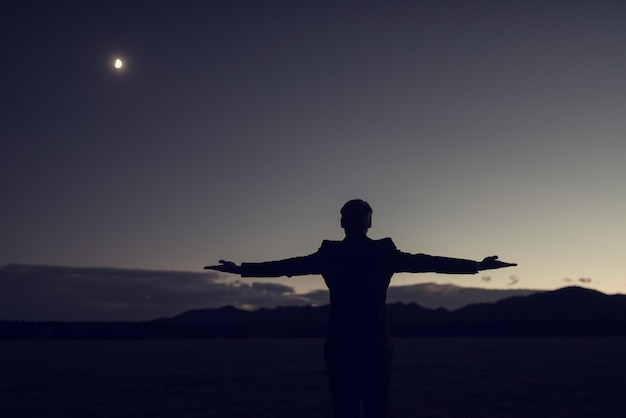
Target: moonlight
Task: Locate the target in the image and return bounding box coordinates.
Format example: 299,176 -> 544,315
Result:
114,58 -> 123,70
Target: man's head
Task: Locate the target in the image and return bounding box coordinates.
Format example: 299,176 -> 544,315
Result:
340,199 -> 372,237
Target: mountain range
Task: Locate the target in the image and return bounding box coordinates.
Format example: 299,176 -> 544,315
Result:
2,286 -> 626,340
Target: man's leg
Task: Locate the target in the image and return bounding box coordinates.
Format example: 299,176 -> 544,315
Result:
325,347 -> 361,418
359,347 -> 393,418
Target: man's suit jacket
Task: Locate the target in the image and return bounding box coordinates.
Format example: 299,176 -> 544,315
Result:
241,237 -> 478,346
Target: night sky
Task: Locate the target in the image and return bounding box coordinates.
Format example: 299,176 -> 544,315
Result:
2,1 -> 626,320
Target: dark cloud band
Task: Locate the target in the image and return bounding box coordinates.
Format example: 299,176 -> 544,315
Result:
1,264 -> 537,321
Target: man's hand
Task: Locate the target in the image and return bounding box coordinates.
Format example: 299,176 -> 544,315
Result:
204,260 -> 242,274
478,255 -> 517,271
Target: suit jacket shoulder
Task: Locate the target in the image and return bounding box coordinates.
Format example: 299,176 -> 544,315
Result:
375,237 -> 396,249
318,239 -> 341,253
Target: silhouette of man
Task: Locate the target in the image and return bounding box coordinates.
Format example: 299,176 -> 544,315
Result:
204,199 -> 516,418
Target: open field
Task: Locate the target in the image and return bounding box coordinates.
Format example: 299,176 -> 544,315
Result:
1,338 -> 625,417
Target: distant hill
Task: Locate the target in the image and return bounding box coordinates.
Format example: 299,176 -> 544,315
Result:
2,287 -> 626,340
446,286 -> 626,336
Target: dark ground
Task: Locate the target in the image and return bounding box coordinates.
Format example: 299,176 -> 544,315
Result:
1,337 -> 625,417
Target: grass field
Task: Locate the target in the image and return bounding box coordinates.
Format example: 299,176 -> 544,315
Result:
1,338 -> 625,417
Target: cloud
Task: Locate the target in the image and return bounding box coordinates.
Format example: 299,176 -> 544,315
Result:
250,282 -> 294,294
385,282 -> 537,310
0,265 -> 541,321
508,275 -> 520,286
564,278 -> 592,285
0,264 -> 326,321
0,264 -> 229,321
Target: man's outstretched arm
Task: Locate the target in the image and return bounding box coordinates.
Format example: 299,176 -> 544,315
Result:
477,255 -> 517,271
393,251 -> 517,274
204,260 -> 241,274
204,254 -> 321,277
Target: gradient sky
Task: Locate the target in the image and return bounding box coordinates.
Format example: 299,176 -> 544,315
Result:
3,0 -> 626,307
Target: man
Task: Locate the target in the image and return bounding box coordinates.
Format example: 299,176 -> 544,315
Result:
204,199 -> 516,418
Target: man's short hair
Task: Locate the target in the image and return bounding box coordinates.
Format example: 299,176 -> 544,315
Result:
341,199 -> 373,220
